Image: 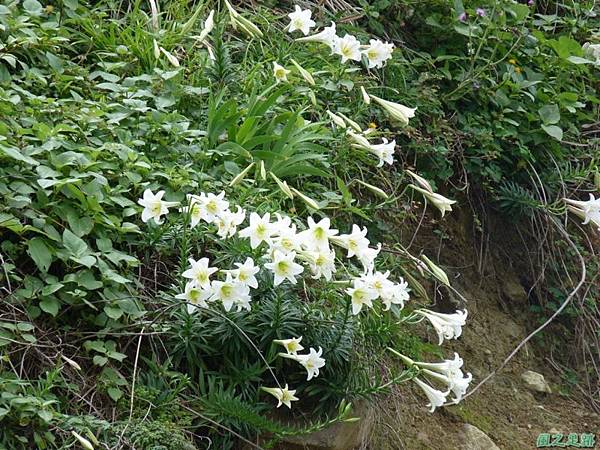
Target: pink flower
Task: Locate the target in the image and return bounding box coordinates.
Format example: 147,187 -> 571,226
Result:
458,12 -> 467,22
476,8 -> 486,17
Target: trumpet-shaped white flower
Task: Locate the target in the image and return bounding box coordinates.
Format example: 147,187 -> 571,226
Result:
296,22 -> 337,49
229,257 -> 260,289
180,196 -> 205,229
413,352 -> 464,376
264,251 -> 304,286
416,309 -> 468,345
369,94 -> 416,125
287,5 -> 316,35
200,191 -> 230,223
346,279 -> 378,315
332,224 -> 370,258
355,243 -> 381,272
211,273 -> 251,312
333,34 -> 362,63
281,347 -> 326,380
138,189 -> 179,225
564,194 -> 600,230
273,336 -> 304,355
238,212 -> 275,248
175,281 -> 212,314
410,185 -> 457,218
383,279 -> 410,310
305,249 -> 337,281
360,86 -> 371,104
422,367 -> 472,404
369,138 -> 396,167
273,62 -> 291,83
363,39 -> 394,68
215,205 -> 246,238
413,377 -> 449,413
182,257 -> 219,289
261,384 -> 299,408
299,217 -> 338,251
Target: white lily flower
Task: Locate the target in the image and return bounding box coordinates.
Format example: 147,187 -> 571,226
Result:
416,309 -> 468,345
273,61 -> 291,83
361,270 -> 391,299
331,224 -> 370,258
270,223 -> 302,255
410,185 -> 457,218
362,39 -> 394,68
564,194 -> 600,230
273,336 -> 304,355
422,367 -> 472,404
296,22 -> 337,49
261,384 -> 299,408
413,377 -> 449,413
281,347 -> 326,380
583,42 -> 600,63
355,243 -> 381,272
299,216 -> 338,251
305,248 -> 337,281
194,9 -> 215,43
326,110 -> 347,129
193,191 -> 230,224
264,251 -> 304,286
287,5 -> 316,35
175,281 -> 212,314
333,34 -> 362,63
383,279 -> 410,310
413,352 -> 464,375
211,273 -> 251,312
369,138 -> 396,167
215,206 -> 246,238
369,94 -> 416,125
230,257 -> 260,289
180,195 -> 206,229
238,212 -> 275,249
137,189 -> 179,225
182,257 -> 219,289
346,279 -> 378,315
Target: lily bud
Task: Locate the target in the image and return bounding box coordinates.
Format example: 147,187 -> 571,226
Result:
360,86 -> 370,104
290,58 -> 315,85
421,254 -> 450,286
326,110 -> 346,129
405,169 -> 433,193
355,179 -> 388,199
337,112 -> 362,133
159,47 -> 180,67
369,94 -> 416,125
270,172 -> 294,199
153,39 -> 160,59
71,431 -> 94,450
259,160 -> 267,180
229,162 -> 255,186
290,187 -> 320,210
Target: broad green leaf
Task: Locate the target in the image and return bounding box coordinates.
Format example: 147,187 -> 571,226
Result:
541,124 -> 563,141
107,387 -> 123,401
39,297 -> 60,316
27,238 -> 52,273
104,305 -> 123,320
62,229 -> 88,257
0,144 -> 39,166
23,0 -> 43,15
538,104 -> 560,125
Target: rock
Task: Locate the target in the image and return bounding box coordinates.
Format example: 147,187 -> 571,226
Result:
460,424 -> 501,450
503,276 -> 528,304
521,370 -> 552,393
273,402 -> 373,450
549,427 -> 560,434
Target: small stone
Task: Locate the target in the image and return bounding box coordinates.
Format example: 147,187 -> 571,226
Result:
460,424 -> 501,450
521,370 -> 552,393
549,427 -> 560,434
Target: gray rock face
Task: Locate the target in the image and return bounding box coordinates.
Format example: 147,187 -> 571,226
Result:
521,370 -> 552,393
460,424 -> 501,450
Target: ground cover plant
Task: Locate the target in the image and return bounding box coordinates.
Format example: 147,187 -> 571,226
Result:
0,0 -> 598,448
